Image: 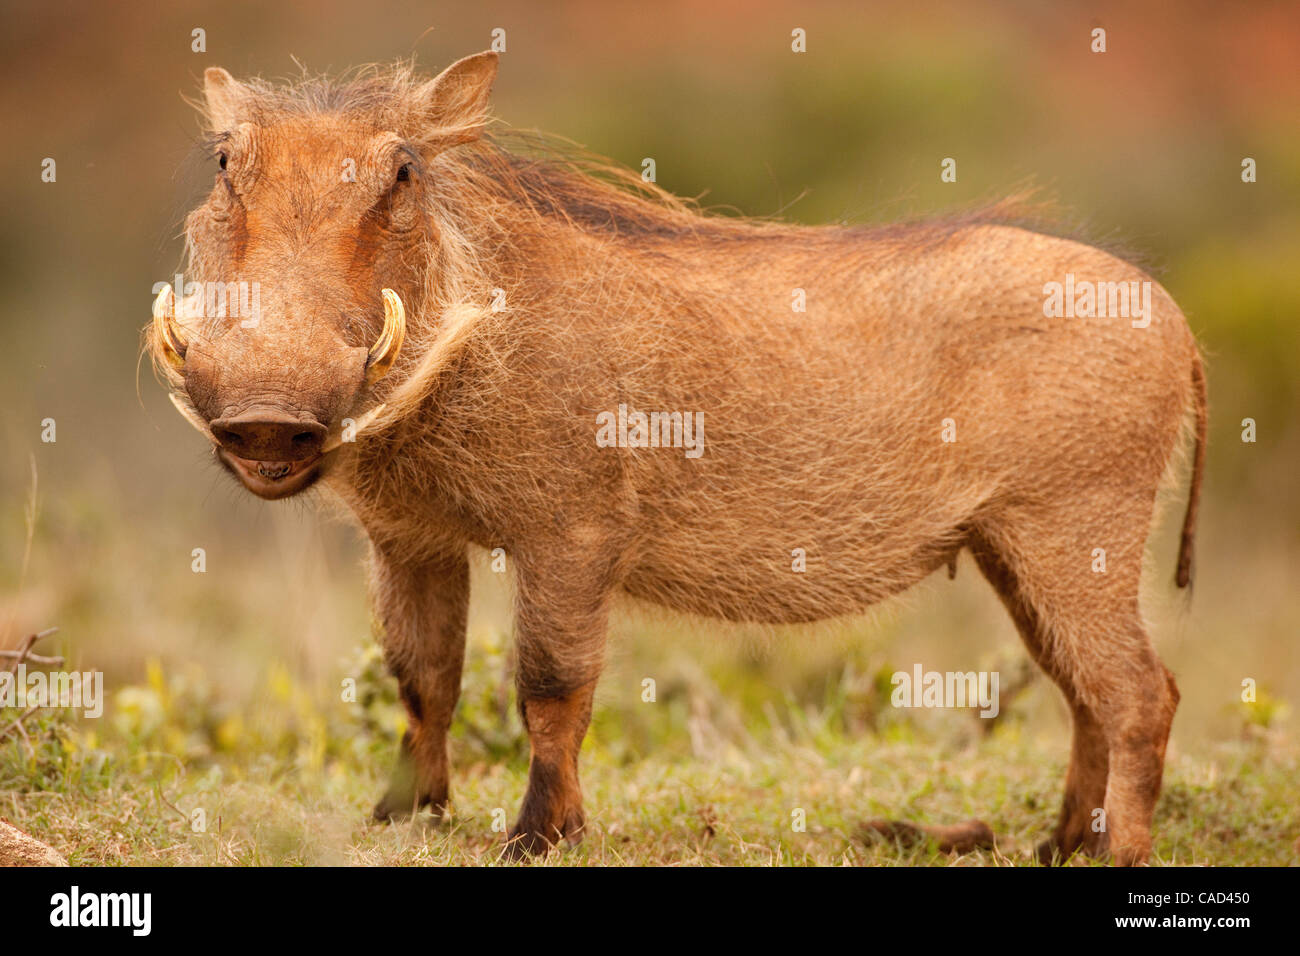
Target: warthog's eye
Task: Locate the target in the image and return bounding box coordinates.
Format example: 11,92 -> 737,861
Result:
395,163 -> 411,184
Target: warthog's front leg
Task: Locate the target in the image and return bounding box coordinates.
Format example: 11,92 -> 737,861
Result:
368,546 -> 469,822
505,543 -> 614,858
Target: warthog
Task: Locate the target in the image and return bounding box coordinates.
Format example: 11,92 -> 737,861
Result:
151,51 -> 1206,865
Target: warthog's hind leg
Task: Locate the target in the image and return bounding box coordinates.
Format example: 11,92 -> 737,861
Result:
966,529 -> 1110,863
968,504 -> 1177,866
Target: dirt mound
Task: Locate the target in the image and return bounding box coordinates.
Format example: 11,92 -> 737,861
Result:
0,820 -> 66,866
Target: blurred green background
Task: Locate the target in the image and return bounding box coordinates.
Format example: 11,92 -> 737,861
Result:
0,0 -> 1296,798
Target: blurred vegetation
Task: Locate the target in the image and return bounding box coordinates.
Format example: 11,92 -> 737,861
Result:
0,1 -> 1296,863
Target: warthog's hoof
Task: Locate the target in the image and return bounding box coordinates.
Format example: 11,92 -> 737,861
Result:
370,787 -> 447,824
1106,840 -> 1152,868
1035,831 -> 1109,865
862,818 -> 996,855
371,797 -> 410,824
504,811 -> 585,862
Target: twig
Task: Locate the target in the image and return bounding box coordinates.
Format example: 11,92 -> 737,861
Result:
3,627 -> 59,676
14,716 -> 34,758
154,784 -> 189,822
0,652 -> 63,665
0,627 -> 63,748
0,704 -> 41,745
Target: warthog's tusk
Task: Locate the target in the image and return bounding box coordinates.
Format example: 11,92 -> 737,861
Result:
365,288 -> 406,387
153,286 -> 187,368
168,391 -> 214,439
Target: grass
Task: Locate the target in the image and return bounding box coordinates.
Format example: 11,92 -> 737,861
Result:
2,627 -> 1295,866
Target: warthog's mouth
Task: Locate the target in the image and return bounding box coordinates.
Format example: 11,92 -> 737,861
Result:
216,448 -> 325,500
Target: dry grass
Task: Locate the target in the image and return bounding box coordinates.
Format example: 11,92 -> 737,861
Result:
4,710 -> 1295,866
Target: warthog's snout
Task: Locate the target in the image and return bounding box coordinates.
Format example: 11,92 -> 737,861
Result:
211,407 -> 328,500
211,408 -> 327,462
152,285 -> 407,501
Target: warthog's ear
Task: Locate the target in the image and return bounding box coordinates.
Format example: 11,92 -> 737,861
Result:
415,51 -> 498,150
204,67 -> 248,131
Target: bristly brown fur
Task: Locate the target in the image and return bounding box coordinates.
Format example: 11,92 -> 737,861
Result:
153,54 -> 1206,865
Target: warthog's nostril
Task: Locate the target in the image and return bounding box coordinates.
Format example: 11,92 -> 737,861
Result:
213,427 -> 246,450
210,409 -> 327,462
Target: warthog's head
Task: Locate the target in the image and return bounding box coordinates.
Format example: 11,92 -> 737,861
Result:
151,52 -> 498,499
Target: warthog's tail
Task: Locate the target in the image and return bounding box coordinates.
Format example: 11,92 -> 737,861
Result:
1175,352 -> 1207,589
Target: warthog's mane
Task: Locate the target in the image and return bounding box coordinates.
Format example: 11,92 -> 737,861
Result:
154,61 -> 1151,456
